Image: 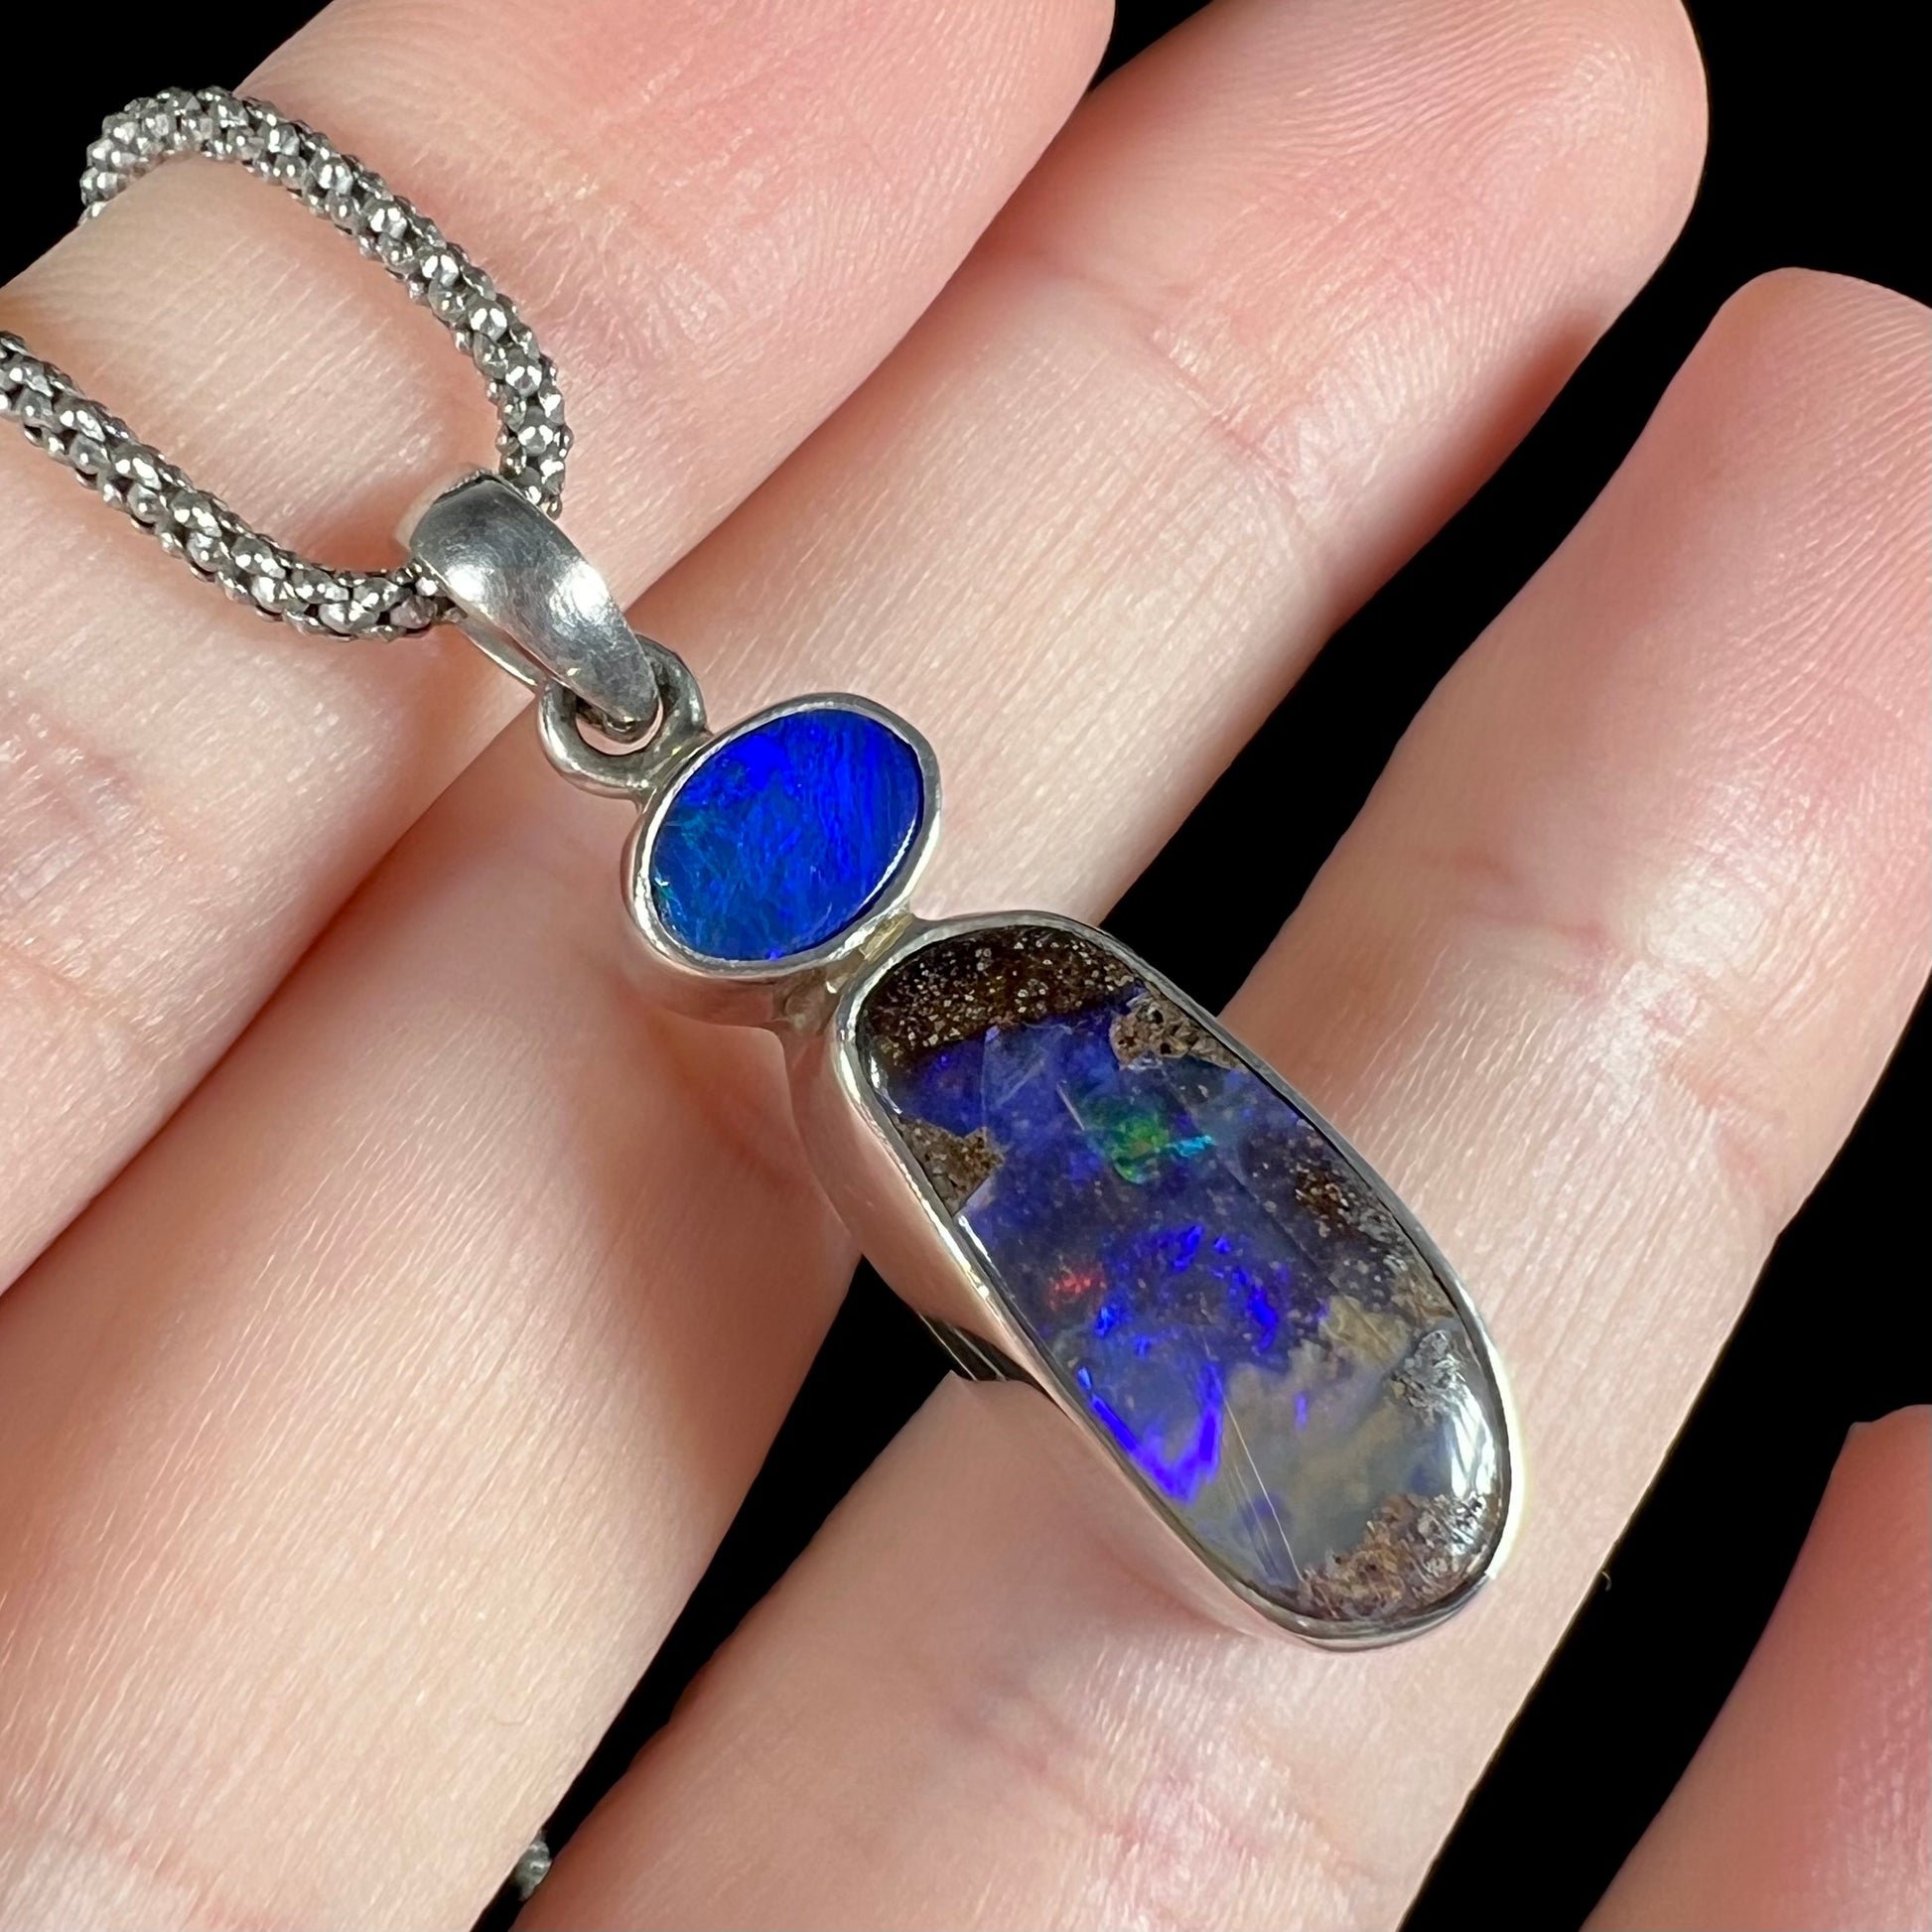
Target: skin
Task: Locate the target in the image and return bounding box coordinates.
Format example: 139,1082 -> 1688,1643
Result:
0,1 -> 1922,1928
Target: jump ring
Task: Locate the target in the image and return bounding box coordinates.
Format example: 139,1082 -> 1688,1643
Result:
534,674 -> 708,800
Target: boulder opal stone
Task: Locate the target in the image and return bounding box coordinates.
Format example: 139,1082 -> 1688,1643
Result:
648,705 -> 924,961
858,921 -> 1508,1635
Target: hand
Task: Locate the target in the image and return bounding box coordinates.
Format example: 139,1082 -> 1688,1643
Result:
0,1 -> 1923,1927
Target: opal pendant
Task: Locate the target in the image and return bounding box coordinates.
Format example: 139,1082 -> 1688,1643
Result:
618,693 -> 1512,1641
794,916 -> 1512,1643
11,81 -> 1519,1663
409,472 -> 1515,1647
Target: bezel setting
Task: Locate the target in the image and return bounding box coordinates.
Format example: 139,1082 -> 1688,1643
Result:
789,908 -> 1521,1648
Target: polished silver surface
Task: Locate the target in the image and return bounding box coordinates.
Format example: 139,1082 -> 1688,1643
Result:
410,473 -> 687,736
405,471 -> 708,792
0,87 -> 567,637
789,909 -> 1521,1648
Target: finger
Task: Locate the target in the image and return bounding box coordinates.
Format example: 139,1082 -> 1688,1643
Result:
0,0 -> 1705,1923
523,271 -> 1930,1930
0,0 -> 1104,1287
1588,1408 -> 1931,1932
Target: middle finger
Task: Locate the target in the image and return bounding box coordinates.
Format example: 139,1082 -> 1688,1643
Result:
0,0 -> 1702,1923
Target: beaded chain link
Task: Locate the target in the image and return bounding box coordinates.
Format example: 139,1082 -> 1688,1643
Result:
0,87 -> 570,638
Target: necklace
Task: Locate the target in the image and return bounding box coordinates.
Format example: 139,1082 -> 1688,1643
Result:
2,87 -> 1515,1646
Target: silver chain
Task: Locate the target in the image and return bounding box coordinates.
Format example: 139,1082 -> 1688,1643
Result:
0,87 -> 570,639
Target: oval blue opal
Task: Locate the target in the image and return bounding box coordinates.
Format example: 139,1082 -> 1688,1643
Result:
648,705 -> 925,962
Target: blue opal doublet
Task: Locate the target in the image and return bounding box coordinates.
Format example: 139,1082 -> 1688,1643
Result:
648,705 -> 924,962
859,923 -> 1508,1633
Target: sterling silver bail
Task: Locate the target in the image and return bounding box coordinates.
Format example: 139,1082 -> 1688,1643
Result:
408,471 -> 705,768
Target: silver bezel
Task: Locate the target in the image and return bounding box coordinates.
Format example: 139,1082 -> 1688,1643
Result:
621,693 -> 942,1026
790,908 -> 1521,1648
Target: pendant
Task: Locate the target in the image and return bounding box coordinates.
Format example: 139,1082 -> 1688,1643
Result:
7,88 -> 1512,1653
411,473 -> 1516,1647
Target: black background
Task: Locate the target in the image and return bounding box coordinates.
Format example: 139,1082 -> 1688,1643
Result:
7,4 -> 1923,1928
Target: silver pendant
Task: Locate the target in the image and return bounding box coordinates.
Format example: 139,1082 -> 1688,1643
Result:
410,473 -> 1518,1648
6,90 -> 1516,1651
